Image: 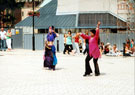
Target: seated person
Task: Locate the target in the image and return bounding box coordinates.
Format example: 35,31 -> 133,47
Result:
104,43 -> 110,54
99,42 -> 104,55
123,43 -> 132,56
106,44 -> 121,56
131,44 -> 135,56
131,39 -> 135,54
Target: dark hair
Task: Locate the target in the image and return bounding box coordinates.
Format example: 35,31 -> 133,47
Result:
90,29 -> 100,45
126,38 -> 130,42
68,30 -> 72,34
52,26 -> 55,30
114,44 -> 117,47
49,26 -> 55,30
90,29 -> 96,35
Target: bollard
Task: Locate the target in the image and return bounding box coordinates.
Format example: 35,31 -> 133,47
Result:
57,40 -> 59,52
11,39 -> 13,49
123,43 -> 125,56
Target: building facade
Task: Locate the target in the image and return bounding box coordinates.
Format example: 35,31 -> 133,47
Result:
16,0 -> 131,34
14,0 -> 135,51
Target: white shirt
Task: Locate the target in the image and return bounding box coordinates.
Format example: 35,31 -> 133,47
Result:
0,31 -> 6,40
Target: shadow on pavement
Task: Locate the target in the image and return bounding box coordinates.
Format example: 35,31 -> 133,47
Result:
100,73 -> 106,76
42,67 -> 64,71
55,68 -> 64,70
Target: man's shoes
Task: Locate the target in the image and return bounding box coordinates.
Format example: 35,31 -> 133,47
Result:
83,73 -> 90,77
95,73 -> 100,76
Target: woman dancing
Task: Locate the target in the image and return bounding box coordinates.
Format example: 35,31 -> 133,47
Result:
79,21 -> 101,76
65,30 -> 73,54
43,26 -> 59,70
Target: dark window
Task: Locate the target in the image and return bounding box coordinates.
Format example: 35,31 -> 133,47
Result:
111,29 -> 117,33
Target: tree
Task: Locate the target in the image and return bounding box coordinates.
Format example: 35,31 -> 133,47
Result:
0,0 -> 24,28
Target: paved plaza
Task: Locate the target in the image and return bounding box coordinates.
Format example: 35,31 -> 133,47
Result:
0,49 -> 134,95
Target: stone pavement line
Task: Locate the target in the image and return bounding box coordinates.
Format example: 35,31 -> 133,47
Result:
0,49 -> 134,95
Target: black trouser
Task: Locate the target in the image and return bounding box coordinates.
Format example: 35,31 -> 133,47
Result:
85,54 -> 100,75
124,53 -> 131,56
63,44 -> 66,54
83,43 -> 89,54
66,45 -> 73,54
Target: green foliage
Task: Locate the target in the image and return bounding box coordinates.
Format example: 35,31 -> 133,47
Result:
0,0 -> 24,11
0,0 -> 25,27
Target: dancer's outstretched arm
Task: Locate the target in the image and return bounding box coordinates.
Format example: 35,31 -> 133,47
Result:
95,21 -> 101,39
96,21 -> 101,30
78,32 -> 90,40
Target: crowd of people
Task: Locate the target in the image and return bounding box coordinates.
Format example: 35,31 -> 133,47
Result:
1,24 -> 133,77
0,28 -> 12,52
63,30 -> 92,55
62,26 -> 135,57
63,30 -> 83,55
98,38 -> 135,56
100,42 -> 121,56
123,39 -> 135,56
62,30 -> 135,57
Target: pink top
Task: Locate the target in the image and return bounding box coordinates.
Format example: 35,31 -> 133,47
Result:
81,29 -> 100,59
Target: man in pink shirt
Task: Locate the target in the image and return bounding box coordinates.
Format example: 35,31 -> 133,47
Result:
79,22 -> 101,76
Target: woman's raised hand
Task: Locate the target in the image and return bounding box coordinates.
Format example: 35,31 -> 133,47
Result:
97,21 -> 101,27
97,21 -> 101,29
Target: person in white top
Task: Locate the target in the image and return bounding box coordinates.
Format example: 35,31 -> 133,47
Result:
0,28 -> 7,51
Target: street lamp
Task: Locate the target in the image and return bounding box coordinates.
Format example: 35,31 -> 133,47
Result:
32,0 -> 35,51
